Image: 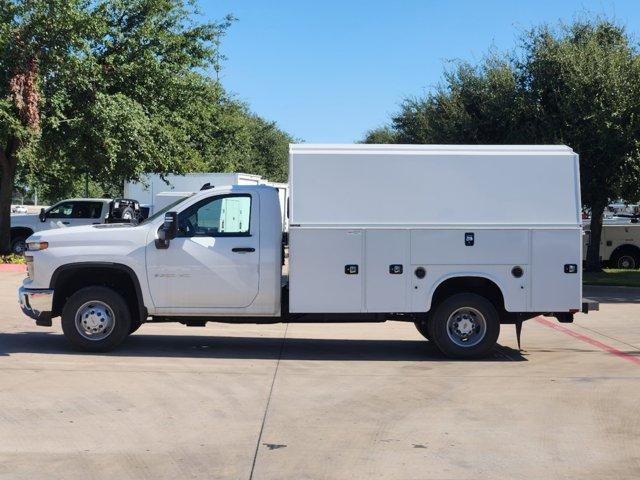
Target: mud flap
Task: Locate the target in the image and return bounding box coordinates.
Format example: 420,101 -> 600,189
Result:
515,321 -> 523,350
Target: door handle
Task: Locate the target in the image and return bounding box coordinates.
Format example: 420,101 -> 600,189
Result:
232,247 -> 255,253
62,221 -> 70,225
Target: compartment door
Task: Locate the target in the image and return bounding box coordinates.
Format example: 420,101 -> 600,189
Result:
365,230 -> 410,312
289,229 -> 363,313
531,230 -> 581,311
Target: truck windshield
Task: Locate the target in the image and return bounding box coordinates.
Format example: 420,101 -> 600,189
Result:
140,194 -> 195,224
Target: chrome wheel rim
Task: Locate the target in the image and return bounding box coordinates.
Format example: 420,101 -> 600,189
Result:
618,255 -> 635,269
446,307 -> 487,347
75,301 -> 116,341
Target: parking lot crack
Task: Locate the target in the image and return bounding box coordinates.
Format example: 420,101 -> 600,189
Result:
248,323 -> 289,480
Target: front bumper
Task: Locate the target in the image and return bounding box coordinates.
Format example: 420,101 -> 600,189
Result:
18,286 -> 54,326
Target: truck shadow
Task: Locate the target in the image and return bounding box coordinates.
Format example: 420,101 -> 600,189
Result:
0,331 -> 527,362
583,286 -> 640,304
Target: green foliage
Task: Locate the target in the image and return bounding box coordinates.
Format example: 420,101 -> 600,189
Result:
0,0 -> 292,253
362,126 -> 398,144
582,269 -> 640,287
364,17 -> 640,271
0,253 -> 25,264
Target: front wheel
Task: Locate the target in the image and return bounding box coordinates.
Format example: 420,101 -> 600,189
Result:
414,317 -> 432,341
11,236 -> 27,255
428,293 -> 500,358
61,286 -> 132,352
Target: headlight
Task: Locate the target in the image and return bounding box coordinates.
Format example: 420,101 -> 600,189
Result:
26,241 -> 48,251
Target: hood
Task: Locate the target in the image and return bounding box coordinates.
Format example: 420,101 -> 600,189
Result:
28,223 -> 152,247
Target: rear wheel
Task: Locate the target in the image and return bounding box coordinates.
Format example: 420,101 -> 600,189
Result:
611,250 -> 639,269
61,286 -> 131,352
428,293 -> 500,358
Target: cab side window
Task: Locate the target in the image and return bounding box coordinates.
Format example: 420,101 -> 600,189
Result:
72,202 -> 103,219
178,195 -> 251,237
47,202 -> 74,218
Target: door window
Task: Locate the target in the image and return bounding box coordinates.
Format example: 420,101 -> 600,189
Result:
178,195 -> 251,237
48,201 -> 103,219
72,202 -> 103,219
47,202 -> 74,219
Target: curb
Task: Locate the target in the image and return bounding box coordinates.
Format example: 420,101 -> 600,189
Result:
0,264 -> 26,272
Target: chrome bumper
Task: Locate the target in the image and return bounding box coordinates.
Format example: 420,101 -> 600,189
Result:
18,286 -> 54,326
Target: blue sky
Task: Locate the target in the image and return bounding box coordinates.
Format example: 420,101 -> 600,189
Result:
200,1 -> 639,143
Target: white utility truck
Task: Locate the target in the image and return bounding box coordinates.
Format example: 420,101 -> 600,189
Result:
583,224 -> 640,269
19,145 -> 596,358
9,198 -> 142,254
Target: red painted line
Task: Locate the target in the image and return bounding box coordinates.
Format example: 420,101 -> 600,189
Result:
535,316 -> 640,366
0,263 -> 26,272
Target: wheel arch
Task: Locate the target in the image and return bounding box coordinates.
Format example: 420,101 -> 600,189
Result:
50,262 -> 147,321
10,226 -> 34,240
427,274 -> 506,313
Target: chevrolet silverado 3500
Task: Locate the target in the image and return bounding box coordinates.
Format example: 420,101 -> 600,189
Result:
19,145 -> 596,358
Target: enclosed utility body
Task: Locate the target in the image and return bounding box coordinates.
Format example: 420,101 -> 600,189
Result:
288,144 -> 583,315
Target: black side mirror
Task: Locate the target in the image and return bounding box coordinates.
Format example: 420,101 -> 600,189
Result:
155,211 -> 178,249
163,212 -> 178,240
39,208 -> 46,222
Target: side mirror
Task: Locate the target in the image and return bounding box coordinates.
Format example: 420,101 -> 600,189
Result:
163,212 -> 178,240
39,208 -> 46,222
155,212 -> 178,249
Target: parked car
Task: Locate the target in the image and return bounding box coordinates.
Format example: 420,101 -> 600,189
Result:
11,205 -> 28,214
18,144 -> 596,358
9,198 -> 141,254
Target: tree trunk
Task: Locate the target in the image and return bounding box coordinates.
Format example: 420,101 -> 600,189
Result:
0,140 -> 16,255
585,201 -> 606,272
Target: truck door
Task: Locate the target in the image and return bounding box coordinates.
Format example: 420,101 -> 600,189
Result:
146,193 -> 260,310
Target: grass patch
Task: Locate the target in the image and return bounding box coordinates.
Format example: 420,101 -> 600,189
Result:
583,269 -> 640,287
0,254 -> 25,264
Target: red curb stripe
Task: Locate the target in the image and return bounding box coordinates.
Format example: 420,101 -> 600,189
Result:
0,264 -> 26,272
535,316 -> 640,366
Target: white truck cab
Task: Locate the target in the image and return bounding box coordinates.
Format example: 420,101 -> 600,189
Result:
18,145 -> 597,358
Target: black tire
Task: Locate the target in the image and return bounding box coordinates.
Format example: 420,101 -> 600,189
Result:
129,320 -> 143,334
414,317 -> 433,341
61,286 -> 132,352
10,236 -> 27,255
120,206 -> 135,222
429,293 -> 500,359
611,250 -> 639,269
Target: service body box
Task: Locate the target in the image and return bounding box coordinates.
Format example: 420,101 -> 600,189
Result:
287,145 -> 582,314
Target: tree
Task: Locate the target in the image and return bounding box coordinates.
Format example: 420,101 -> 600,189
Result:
365,18 -> 640,271
0,0 -> 292,253
522,21 -> 640,271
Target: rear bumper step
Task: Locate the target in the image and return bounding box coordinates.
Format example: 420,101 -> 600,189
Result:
582,298 -> 599,314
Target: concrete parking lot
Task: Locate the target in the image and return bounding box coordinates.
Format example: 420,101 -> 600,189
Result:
1,271 -> 639,480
